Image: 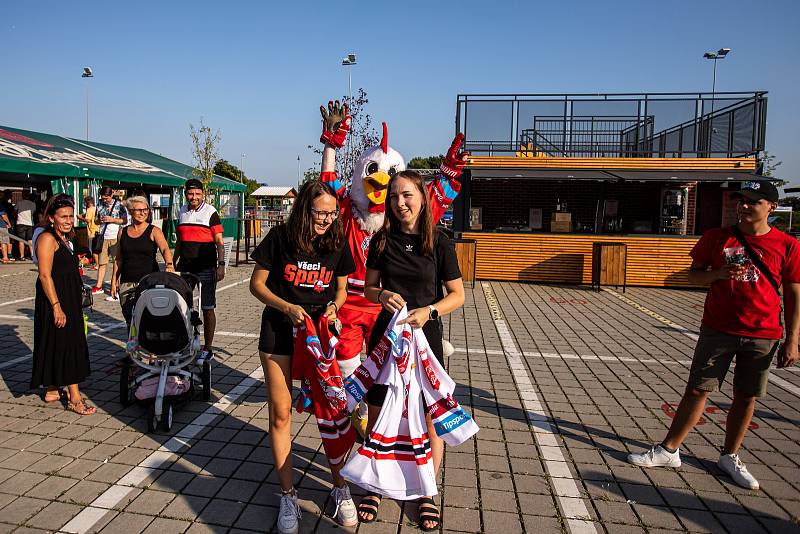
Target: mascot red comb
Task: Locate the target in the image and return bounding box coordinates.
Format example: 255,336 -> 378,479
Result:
318,100 -> 468,383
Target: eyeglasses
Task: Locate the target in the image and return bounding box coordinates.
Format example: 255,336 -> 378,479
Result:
311,208 -> 338,221
130,208 -> 150,214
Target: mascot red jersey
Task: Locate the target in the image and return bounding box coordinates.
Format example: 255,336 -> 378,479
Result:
318,101 -> 468,373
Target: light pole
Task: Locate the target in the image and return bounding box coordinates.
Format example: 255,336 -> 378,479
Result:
81,67 -> 93,140
240,153 -> 246,182
341,53 -> 357,176
703,48 -> 730,114
297,155 -> 301,189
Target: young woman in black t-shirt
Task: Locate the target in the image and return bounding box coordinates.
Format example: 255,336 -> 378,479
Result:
361,170 -> 465,530
249,180 -> 357,532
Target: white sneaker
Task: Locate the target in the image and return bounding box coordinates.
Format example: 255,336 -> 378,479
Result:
105,294 -> 119,302
331,484 -> 358,527
627,445 -> 681,468
277,490 -> 301,534
718,453 -> 759,490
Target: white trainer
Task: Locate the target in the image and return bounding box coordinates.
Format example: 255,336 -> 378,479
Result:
719,453 -> 759,490
331,484 -> 358,527
627,445 -> 681,468
277,490 -> 301,534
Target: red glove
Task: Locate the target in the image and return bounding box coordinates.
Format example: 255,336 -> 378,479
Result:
320,101 -> 351,149
439,133 -> 470,179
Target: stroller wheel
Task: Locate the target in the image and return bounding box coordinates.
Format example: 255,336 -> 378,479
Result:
119,359 -> 134,406
147,403 -> 159,433
161,402 -> 173,432
201,360 -> 212,401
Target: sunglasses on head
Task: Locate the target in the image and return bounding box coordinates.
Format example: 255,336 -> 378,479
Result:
52,196 -> 74,209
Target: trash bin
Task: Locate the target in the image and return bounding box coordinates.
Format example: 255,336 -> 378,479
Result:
453,238 -> 477,288
592,242 -> 627,291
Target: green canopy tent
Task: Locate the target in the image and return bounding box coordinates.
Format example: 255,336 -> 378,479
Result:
0,125 -> 245,243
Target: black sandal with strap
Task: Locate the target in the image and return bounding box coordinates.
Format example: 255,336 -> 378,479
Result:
417,496 -> 440,532
357,492 -> 381,523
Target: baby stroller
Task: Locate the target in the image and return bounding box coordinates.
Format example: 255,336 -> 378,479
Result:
119,271 -> 211,432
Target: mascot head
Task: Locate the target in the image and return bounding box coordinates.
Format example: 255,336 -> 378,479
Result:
350,122 -> 405,232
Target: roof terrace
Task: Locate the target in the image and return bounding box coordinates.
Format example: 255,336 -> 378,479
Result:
456,92 -> 767,159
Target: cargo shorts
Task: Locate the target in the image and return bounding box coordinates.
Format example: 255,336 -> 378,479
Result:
688,326 -> 779,397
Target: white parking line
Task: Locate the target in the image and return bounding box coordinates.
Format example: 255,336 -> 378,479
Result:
482,283 -> 596,534
215,331 -> 259,338
453,347 -> 692,366
0,296 -> 35,308
60,365 -> 264,533
602,288 -> 800,395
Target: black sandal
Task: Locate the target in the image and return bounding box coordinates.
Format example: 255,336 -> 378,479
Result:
417,497 -> 440,532
357,492 -> 381,523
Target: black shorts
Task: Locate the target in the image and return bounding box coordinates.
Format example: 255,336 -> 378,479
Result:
15,224 -> 33,241
258,306 -> 325,355
259,308 -> 294,355
365,315 -> 443,407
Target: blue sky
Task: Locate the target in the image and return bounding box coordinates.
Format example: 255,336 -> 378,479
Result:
2,1 -> 799,186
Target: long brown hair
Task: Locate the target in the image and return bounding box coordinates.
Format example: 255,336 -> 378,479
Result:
373,170 -> 434,257
286,180 -> 343,256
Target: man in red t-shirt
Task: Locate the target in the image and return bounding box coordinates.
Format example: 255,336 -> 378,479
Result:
628,181 -> 800,491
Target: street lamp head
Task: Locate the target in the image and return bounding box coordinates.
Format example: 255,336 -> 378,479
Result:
703,52 -> 717,59
82,66 -> 93,78
717,48 -> 731,57
341,53 -> 357,66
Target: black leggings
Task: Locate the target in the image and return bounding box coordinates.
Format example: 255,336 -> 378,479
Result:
365,316 -> 443,406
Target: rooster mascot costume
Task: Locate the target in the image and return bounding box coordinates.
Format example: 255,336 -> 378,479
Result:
318,101 -> 468,383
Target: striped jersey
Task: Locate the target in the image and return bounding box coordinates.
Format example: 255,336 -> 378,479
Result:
176,202 -> 223,271
342,307 -> 479,499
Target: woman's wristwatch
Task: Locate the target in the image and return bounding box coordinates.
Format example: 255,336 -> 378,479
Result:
326,300 -> 339,311
428,305 -> 439,320
217,260 -> 226,267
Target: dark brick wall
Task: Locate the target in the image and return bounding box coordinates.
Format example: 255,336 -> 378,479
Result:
468,179 -> 704,235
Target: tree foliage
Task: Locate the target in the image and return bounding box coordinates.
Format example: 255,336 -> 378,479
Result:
214,159 -> 262,206
189,119 -> 221,189
309,87 -> 379,186
407,155 -> 444,170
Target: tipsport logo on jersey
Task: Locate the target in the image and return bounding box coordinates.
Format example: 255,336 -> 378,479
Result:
284,261 -> 334,293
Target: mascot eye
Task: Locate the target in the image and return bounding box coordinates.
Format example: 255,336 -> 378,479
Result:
366,162 -> 379,175
388,167 -> 397,178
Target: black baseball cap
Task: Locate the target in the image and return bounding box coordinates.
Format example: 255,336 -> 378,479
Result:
185,179 -> 204,192
731,180 -> 779,203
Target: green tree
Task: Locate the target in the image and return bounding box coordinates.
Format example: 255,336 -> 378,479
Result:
407,155 -> 444,170
189,118 -> 221,189
214,159 -> 262,206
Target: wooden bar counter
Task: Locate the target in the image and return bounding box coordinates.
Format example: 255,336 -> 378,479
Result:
460,232 -> 701,288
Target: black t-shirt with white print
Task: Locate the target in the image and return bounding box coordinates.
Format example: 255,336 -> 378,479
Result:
250,224 -> 356,315
366,228 -> 461,310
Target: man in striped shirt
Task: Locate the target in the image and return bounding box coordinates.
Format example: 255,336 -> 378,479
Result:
174,179 -> 226,359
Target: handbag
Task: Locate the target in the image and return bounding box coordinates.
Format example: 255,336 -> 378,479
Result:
81,284 -> 93,309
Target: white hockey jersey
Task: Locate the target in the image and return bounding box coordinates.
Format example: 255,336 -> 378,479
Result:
342,307 -> 479,500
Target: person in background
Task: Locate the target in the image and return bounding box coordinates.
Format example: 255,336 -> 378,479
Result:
0,203 -> 12,263
32,194 -> 95,415
15,191 -> 36,260
77,196 -> 99,269
627,181 -> 800,491
173,179 -> 225,359
113,196 -> 174,325
91,186 -> 126,297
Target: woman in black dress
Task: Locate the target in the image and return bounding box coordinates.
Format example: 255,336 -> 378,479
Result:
361,170 -> 465,530
32,194 -> 94,415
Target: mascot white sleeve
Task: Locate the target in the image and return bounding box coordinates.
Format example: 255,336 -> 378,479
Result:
318,100 -> 468,372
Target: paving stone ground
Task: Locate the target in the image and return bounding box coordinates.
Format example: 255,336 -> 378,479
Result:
0,256 -> 798,533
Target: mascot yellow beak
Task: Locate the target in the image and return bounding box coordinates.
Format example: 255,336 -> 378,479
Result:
363,171 -> 391,211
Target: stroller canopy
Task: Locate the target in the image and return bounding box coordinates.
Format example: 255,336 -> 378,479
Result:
134,272 -> 194,306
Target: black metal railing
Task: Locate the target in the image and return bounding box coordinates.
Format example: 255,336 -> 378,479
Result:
456,92 -> 767,158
